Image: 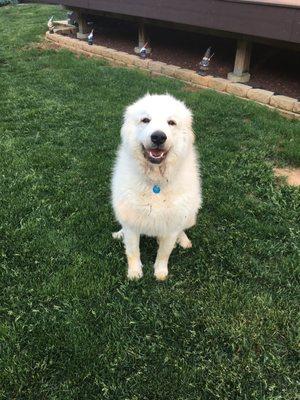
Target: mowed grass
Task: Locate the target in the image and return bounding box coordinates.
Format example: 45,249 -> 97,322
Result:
0,4 -> 299,399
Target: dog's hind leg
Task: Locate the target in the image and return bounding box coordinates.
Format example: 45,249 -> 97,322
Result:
177,231 -> 192,249
112,229 -> 124,240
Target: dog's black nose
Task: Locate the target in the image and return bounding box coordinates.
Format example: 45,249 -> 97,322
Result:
151,131 -> 167,145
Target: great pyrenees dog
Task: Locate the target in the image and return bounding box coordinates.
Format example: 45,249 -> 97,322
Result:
112,94 -> 202,280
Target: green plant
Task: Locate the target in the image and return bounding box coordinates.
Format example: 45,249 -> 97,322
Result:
0,0 -> 18,6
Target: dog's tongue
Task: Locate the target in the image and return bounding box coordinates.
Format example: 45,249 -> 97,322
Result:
150,148 -> 164,157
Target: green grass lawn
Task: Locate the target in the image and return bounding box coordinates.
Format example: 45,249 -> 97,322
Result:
0,4 -> 299,399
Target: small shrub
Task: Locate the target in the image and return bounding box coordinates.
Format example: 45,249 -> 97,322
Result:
0,0 -> 18,6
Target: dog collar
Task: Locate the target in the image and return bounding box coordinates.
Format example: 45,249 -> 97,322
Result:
152,185 -> 161,194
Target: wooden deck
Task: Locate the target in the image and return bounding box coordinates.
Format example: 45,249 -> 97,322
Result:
226,0 -> 300,7
36,0 -> 300,44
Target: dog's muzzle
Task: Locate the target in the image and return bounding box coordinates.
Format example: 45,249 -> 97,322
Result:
141,131 -> 169,165
142,145 -> 168,164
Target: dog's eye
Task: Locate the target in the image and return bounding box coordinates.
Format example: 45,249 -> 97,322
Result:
141,117 -> 150,123
168,120 -> 176,126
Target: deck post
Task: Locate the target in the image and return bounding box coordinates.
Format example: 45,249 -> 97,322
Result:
76,12 -> 89,39
227,40 -> 252,83
134,22 -> 151,55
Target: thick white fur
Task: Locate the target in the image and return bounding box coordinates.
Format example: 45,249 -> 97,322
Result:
111,94 -> 202,280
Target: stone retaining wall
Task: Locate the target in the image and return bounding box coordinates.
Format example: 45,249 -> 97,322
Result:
46,31 -> 300,121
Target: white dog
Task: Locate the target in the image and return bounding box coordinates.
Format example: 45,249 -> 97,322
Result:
111,94 -> 202,280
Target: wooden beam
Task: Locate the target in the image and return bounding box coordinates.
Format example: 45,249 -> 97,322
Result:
228,40 -> 252,82
134,22 -> 151,54
138,22 -> 146,49
234,40 -> 252,75
76,12 -> 89,39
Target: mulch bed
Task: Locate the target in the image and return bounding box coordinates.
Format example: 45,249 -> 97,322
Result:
67,15 -> 300,99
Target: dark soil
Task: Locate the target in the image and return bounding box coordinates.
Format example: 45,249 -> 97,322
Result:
70,15 -> 300,99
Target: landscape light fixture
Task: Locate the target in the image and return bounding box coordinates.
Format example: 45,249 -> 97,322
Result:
198,47 -> 214,76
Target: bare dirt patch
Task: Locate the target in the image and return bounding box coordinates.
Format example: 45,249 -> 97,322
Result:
274,168 -> 300,187
23,40 -> 60,52
182,84 -> 204,93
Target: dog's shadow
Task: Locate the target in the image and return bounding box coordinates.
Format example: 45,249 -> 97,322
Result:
139,235 -> 186,269
139,236 -> 158,266
112,230 -> 194,279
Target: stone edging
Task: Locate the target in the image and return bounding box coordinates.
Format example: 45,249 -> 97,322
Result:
45,31 -> 300,121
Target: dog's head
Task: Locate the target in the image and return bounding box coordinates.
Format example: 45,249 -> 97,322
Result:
121,94 -> 194,166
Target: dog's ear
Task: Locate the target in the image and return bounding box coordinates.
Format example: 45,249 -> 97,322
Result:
123,101 -> 137,126
190,129 -> 196,144
183,107 -> 195,143
121,102 -> 138,143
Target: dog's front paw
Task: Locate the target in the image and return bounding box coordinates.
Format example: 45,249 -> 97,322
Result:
154,264 -> 168,281
127,264 -> 143,280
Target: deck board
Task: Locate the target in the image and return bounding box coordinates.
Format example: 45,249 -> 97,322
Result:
36,0 -> 300,43
225,0 -> 300,7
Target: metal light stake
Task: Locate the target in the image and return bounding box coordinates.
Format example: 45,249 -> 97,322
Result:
88,29 -> 94,45
140,42 -> 149,59
198,47 -> 214,76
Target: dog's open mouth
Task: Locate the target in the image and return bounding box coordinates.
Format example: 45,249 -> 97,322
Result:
142,146 -> 168,164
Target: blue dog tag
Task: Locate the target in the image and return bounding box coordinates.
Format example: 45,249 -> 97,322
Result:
152,185 -> 161,194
